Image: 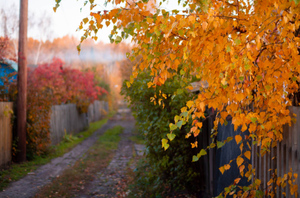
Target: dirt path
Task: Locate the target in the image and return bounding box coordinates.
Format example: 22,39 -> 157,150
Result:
78,119 -> 136,198
0,109 -> 142,198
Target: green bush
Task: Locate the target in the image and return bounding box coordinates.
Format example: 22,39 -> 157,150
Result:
122,70 -> 203,197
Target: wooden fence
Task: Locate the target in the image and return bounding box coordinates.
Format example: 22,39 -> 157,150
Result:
50,101 -> 108,145
253,106 -> 300,198
199,107 -> 300,197
0,102 -> 13,167
0,100 -> 108,166
87,100 -> 108,123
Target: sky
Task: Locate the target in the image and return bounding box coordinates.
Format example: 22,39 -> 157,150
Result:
0,0 -> 183,43
0,0 -> 113,42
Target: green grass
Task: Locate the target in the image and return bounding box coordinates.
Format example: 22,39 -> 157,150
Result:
98,125 -> 123,150
54,119 -> 108,157
0,118 -> 109,191
35,125 -> 124,198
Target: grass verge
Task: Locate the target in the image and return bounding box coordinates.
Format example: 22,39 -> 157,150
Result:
34,125 -> 123,198
0,118 -> 110,191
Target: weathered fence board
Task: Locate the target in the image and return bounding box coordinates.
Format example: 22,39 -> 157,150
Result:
0,102 -> 13,167
252,106 -> 300,197
50,101 -> 108,145
199,106 -> 300,197
87,100 -> 108,123
50,104 -> 88,145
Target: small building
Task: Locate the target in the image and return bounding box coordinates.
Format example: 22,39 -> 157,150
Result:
0,58 -> 18,86
0,58 -> 18,100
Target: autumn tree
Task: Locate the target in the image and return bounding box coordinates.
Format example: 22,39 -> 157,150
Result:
55,0 -> 300,196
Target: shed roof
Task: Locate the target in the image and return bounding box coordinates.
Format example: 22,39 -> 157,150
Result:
1,58 -> 18,72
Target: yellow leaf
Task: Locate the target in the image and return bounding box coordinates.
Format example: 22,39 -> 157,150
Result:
221,78 -> 226,85
199,102 -> 205,111
187,100 -> 194,108
161,138 -> 169,150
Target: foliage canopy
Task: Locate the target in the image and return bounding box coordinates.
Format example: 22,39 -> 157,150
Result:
55,0 -> 300,196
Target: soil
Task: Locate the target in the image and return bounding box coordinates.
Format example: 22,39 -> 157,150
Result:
0,109 -> 144,198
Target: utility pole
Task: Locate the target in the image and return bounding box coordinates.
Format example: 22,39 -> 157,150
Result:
16,0 -> 28,163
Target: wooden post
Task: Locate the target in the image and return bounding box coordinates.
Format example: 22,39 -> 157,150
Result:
16,0 -> 28,163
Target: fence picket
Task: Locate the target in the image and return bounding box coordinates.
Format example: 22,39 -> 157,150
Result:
0,102 -> 13,167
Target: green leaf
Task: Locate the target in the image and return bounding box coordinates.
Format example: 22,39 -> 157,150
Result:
176,120 -> 183,129
142,43 -> 148,49
77,44 -> 81,52
265,85 -> 271,90
294,0 -> 300,4
250,117 -> 257,123
169,123 -> 177,131
115,36 -> 122,44
192,155 -> 199,162
256,75 -> 262,81
167,133 -> 176,141
226,46 -> 231,52
154,28 -> 160,36
226,137 -> 233,142
217,141 -> 225,148
181,111 -> 188,117
178,29 -> 184,36
234,39 -> 241,45
83,17 -> 89,24
197,149 -> 207,158
244,64 -> 251,70
209,142 -> 216,148
239,76 -> 244,81
177,89 -> 183,94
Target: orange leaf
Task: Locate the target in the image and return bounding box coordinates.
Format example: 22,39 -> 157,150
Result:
236,156 -> 244,167
234,178 -> 241,185
202,21 -> 208,30
170,54 -> 176,61
235,135 -> 242,144
219,166 -> 225,174
224,164 -> 230,170
244,151 -> 251,160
